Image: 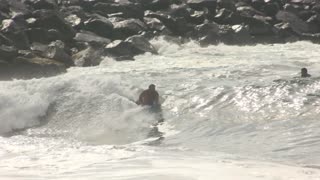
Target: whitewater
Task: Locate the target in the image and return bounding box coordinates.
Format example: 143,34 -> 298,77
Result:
1,38 -> 320,180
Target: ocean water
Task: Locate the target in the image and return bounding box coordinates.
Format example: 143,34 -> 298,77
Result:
1,39 -> 320,179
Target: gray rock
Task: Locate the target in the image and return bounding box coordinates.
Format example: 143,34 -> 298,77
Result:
25,0 -> 58,10
84,14 -> 114,38
74,31 -> 111,45
93,2 -> 144,19
113,19 -> 147,39
276,10 -> 310,34
187,0 -> 217,12
72,45 -> 105,66
105,35 -> 157,59
0,45 -> 18,61
45,40 -> 73,66
32,10 -> 76,40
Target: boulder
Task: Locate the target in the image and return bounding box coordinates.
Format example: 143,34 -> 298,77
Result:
251,0 -> 265,11
135,0 -> 172,11
193,22 -> 220,45
30,42 -> 49,56
242,16 -> 274,35
72,44 -> 105,66
145,11 -> 192,36
45,40 -> 73,66
231,24 -> 253,44
144,17 -> 166,32
187,0 -> 217,12
64,14 -> 82,29
74,31 -> 111,45
112,19 -> 147,39
25,0 -> 58,10
32,10 -> 76,40
0,32 -> 13,46
84,14 -> 114,38
276,10 -> 311,34
0,45 -> 18,61
105,35 -> 157,59
263,2 -> 280,17
214,8 -> 243,25
274,22 -> 299,43
217,0 -> 236,11
189,10 -> 205,24
25,28 -> 51,43
2,56 -> 67,80
1,31 -> 30,50
93,2 -> 144,19
7,0 -> 31,15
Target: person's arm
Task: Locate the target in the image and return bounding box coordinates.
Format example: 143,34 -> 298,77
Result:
154,92 -> 159,105
136,91 -> 145,105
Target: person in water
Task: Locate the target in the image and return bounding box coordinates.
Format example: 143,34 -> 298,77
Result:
136,84 -> 159,106
301,68 -> 311,78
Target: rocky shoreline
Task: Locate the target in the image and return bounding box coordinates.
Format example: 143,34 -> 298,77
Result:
0,0 -> 320,79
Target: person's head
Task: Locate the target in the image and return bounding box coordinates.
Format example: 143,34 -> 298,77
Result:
301,68 -> 308,77
148,84 -> 156,91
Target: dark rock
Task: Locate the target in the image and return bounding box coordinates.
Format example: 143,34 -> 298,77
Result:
231,24 -> 253,44
283,3 -> 302,15
32,10 -> 76,40
3,56 -> 66,80
298,10 -> 316,21
105,35 -> 157,59
0,18 -> 31,49
0,32 -> 13,46
237,5 -> 264,17
136,0 -> 172,11
187,0 -> 217,12
93,2 -> 144,19
169,4 -> 191,18
7,0 -> 31,15
300,33 -> 320,43
112,19 -> 147,39
274,22 -> 300,42
264,2 -> 280,17
126,35 -> 157,54
243,16 -> 274,35
0,45 -> 18,61
193,22 -> 220,45
189,10 -> 205,24
64,14 -> 82,29
30,42 -> 49,56
276,10 -> 310,34
1,19 -> 22,33
25,28 -> 50,43
312,4 -> 320,14
60,5 -> 87,20
0,0 -> 10,13
45,40 -> 73,66
72,44 -> 105,66
145,11 -> 192,36
217,0 -> 236,11
251,0 -> 265,11
84,14 -> 114,38
2,30 -> 30,50
144,17 -> 166,32
214,8 -> 243,25
25,0 -> 58,10
74,31 -> 111,45
306,13 -> 320,32
47,29 -> 63,41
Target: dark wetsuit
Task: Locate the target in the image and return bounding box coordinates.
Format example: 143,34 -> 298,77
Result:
137,90 -> 159,106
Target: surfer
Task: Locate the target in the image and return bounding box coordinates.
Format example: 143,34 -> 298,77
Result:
136,84 -> 159,106
137,84 -> 164,138
301,68 -> 311,78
